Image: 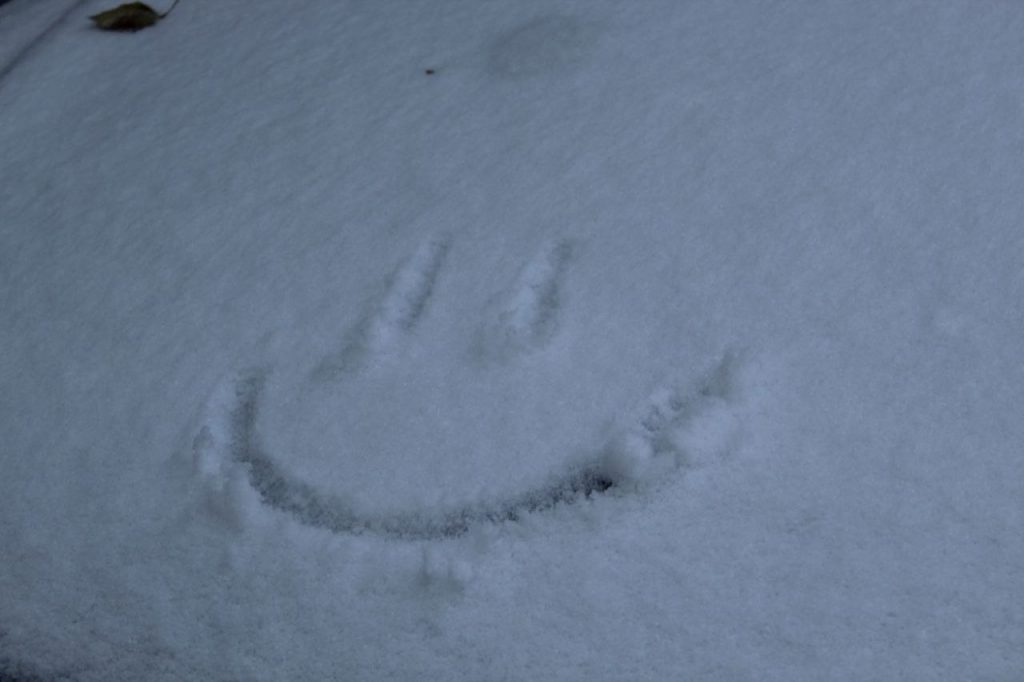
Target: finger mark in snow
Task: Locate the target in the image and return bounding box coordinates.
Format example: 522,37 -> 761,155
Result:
478,239 -> 574,361
372,237 -> 451,339
599,352 -> 748,486
191,370 -> 615,539
191,371 -> 270,533
314,237 -> 451,379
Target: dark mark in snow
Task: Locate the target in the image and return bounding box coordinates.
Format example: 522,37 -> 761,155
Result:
228,370 -> 616,540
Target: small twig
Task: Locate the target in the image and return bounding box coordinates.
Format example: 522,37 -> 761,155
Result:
160,0 -> 180,18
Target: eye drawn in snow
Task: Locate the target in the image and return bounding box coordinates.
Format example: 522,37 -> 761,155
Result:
312,237 -> 451,380
475,239 -> 575,362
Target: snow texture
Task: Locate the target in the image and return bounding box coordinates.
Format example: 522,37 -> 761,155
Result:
1,0 -> 1022,680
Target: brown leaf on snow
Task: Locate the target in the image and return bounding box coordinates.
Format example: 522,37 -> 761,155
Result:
90,2 -> 165,32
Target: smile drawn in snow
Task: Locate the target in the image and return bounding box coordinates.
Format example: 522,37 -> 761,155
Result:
191,237 -> 746,539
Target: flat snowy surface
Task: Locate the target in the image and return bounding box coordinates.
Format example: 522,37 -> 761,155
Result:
1,1 -> 1022,680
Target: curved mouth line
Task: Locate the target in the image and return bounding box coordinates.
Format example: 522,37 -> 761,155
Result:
229,372 -> 616,540
206,352 -> 741,540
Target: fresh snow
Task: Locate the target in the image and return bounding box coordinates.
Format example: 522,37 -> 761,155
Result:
1,0 -> 1022,680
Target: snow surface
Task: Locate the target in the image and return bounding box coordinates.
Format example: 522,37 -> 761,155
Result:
1,0 -> 1022,680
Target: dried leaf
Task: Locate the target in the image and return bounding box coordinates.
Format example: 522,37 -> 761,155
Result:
90,2 -> 162,32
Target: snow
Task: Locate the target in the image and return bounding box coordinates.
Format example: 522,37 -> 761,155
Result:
1,0 -> 1022,679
